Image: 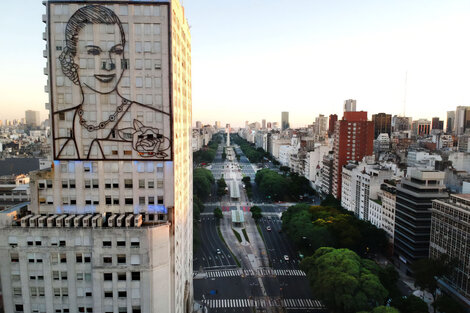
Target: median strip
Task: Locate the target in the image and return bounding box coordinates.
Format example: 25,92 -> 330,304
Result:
217,226 -> 241,267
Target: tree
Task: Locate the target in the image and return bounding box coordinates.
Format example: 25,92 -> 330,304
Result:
193,168 -> 214,200
391,295 -> 428,313
213,207 -> 223,219
358,307 -> 400,313
280,166 -> 290,175
250,206 -> 262,221
378,265 -> 400,299
300,247 -> 388,313
411,256 -> 456,306
434,294 -> 464,313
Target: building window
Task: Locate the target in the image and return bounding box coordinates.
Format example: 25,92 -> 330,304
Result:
53,271 -> 60,280
125,198 -> 133,205
117,255 -> 126,264
130,239 -> 140,248
124,179 -> 133,188
103,240 -> 112,247
148,180 -> 154,188
103,273 -> 112,281
131,272 -> 140,281
117,240 -> 126,247
118,291 -> 127,298
60,253 -> 67,263
76,253 -> 83,263
103,256 -> 112,264
139,197 -> 145,205
118,272 -> 126,281
11,253 -> 19,262
104,291 -> 113,298
139,179 -> 145,188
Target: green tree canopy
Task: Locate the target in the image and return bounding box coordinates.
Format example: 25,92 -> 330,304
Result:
193,168 -> 214,200
250,206 -> 262,221
300,247 -> 388,313
391,295 -> 427,313
213,207 -> 223,219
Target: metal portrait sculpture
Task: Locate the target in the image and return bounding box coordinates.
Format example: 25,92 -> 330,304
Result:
52,5 -> 171,160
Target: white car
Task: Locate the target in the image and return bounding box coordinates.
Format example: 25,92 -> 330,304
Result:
283,255 -> 289,261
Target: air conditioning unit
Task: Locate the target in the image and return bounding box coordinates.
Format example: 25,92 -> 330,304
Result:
95,214 -> 103,227
83,215 -> 92,227
116,214 -> 125,227
47,215 -> 58,227
108,214 -> 117,227
65,215 -> 75,228
74,215 -> 84,227
29,215 -> 40,227
56,215 -> 66,228
21,215 -> 33,227
125,215 -> 133,227
134,214 -> 142,227
38,216 -> 47,228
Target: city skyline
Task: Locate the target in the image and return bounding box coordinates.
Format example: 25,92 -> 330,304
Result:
2,0 -> 470,125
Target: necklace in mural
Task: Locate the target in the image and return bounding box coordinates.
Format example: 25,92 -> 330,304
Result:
78,98 -> 131,132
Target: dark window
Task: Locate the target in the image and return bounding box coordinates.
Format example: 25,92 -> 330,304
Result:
78,308 -> 84,313
132,307 -> 141,313
105,196 -> 112,205
35,241 -> 41,246
103,273 -> 112,281
86,308 -> 93,313
117,255 -> 126,264
103,241 -> 112,247
15,304 -> 24,312
27,240 -> 33,246
11,253 -> 19,262
60,254 -> 67,263
117,241 -> 126,247
113,198 -> 119,205
131,241 -> 140,248
85,291 -> 92,297
85,200 -> 92,205
125,198 -> 133,205
118,272 -> 126,281
103,256 -> 112,264
118,291 -> 127,298
76,254 -> 83,263
59,240 -> 66,247
84,255 -> 91,263
104,291 -> 113,298
131,272 -> 140,281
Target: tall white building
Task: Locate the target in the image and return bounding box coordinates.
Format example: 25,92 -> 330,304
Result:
0,1 -> 192,313
343,99 -> 356,112
341,158 -> 393,220
25,110 -> 41,127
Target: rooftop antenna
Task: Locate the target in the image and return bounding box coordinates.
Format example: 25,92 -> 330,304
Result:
403,71 -> 408,117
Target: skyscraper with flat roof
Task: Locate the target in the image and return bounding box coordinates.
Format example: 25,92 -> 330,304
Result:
25,110 -> 41,127
281,111 -> 289,130
0,1 -> 192,312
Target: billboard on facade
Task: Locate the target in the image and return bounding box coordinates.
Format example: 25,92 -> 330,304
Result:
47,1 -> 172,161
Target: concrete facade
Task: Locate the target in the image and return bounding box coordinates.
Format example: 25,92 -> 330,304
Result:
0,1 -> 193,313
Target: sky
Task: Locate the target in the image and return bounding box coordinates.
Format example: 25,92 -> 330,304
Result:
1,0 -> 470,127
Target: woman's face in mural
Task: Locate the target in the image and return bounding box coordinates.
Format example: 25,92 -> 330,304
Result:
75,23 -> 125,94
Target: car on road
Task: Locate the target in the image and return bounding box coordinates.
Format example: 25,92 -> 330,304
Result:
216,249 -> 221,255
283,255 -> 289,261
266,226 -> 271,231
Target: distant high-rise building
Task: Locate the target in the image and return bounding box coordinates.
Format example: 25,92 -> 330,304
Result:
455,106 -> 470,135
262,119 -> 266,129
0,2 -> 193,313
314,114 -> 328,136
430,194 -> 470,303
266,122 -> 272,129
447,111 -> 455,133
431,117 -> 443,130
332,111 -> 374,198
392,116 -> 411,132
412,119 -> 431,136
195,121 -> 202,129
215,121 -> 221,129
281,112 -> 289,130
372,113 -> 391,138
25,110 -> 40,127
245,121 -> 249,128
394,169 -> 448,275
328,114 -> 338,136
343,99 -> 356,112
272,122 -> 279,129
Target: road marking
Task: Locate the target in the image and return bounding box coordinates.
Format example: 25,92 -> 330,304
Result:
200,298 -> 325,309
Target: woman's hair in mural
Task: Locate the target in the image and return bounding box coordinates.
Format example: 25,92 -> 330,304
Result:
59,5 -> 126,85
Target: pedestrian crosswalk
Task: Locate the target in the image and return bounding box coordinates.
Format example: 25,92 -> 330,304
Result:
199,298 -> 325,309
206,268 -> 306,278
